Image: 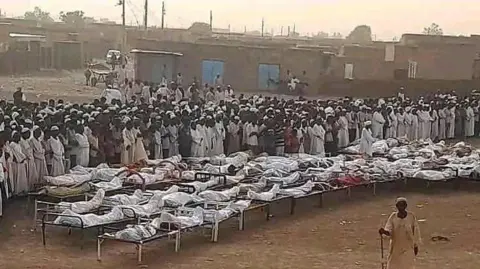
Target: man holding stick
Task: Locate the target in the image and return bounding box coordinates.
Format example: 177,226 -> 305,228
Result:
379,197 -> 421,269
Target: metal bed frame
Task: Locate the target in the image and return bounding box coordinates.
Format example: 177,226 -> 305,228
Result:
41,207 -> 138,248
96,206 -> 218,264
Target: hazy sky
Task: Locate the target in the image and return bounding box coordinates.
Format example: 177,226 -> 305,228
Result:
2,0 -> 480,40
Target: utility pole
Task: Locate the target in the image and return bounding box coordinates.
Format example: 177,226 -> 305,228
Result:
287,26 -> 290,36
281,26 -> 283,36
293,24 -> 296,35
209,10 -> 213,30
161,1 -> 165,29
261,18 -> 264,37
144,0 -> 148,30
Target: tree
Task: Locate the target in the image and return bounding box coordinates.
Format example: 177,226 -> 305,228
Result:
423,23 -> 443,35
332,32 -> 343,38
24,7 -> 54,23
346,25 -> 372,43
59,10 -> 87,27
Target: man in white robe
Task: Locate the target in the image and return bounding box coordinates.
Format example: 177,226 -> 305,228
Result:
396,108 -> 406,138
153,124 -> 163,159
379,197 -> 421,269
10,131 -> 28,195
410,109 -> 419,141
213,117 -> 226,155
48,126 -> 65,176
438,105 -> 447,140
132,123 -> 148,163
430,107 -> 439,140
167,120 -> 179,157
446,104 -> 456,139
227,117 -> 240,154
74,126 -> 90,167
190,122 -> 205,157
309,121 -> 325,156
359,121 -> 375,158
31,127 -> 48,183
337,112 -> 349,148
19,128 -> 37,191
465,104 -> 475,137
372,108 -> 385,139
121,120 -> 136,165
404,107 -> 413,140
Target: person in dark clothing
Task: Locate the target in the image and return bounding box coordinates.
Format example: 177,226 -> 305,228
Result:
13,87 -> 24,106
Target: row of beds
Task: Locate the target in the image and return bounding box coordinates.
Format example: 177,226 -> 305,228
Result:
28,153 -> 480,264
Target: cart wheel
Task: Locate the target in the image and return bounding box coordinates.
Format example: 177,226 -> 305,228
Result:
91,77 -> 98,86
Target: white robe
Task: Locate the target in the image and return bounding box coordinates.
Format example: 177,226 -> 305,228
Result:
198,125 -> 209,155
153,130 -> 163,159
75,133 -> 90,167
227,122 -> 240,154
438,108 -> 447,140
190,128 -> 205,157
245,123 -> 259,147
10,142 -> 28,195
337,116 -> 349,148
465,107 -> 475,137
121,128 -> 135,165
387,112 -> 397,138
430,110 -> 439,140
359,128 -> 375,157
206,127 -> 216,157
309,124 -> 325,156
404,113 -> 412,140
31,137 -> 48,183
20,138 -> 37,191
410,113 -> 419,141
167,125 -> 179,157
396,112 -> 406,138
447,107 -> 456,139
213,122 -> 226,156
133,129 -> 148,162
49,137 -> 65,176
372,112 -> 385,139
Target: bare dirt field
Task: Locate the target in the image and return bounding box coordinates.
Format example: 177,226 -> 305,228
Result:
0,74 -> 480,269
1,190 -> 480,269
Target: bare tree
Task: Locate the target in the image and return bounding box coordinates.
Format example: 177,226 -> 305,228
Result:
423,23 -> 443,35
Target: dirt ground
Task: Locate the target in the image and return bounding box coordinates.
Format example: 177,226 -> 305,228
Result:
1,73 -> 480,269
0,71 -> 333,103
1,191 -> 480,269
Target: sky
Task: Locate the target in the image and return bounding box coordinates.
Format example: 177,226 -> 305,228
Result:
1,0 -> 480,40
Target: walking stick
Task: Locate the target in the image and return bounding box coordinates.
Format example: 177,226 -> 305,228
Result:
380,234 -> 385,269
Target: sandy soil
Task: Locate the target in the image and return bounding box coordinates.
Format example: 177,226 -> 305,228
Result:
0,71 -> 333,103
0,73 -> 479,269
1,190 -> 480,269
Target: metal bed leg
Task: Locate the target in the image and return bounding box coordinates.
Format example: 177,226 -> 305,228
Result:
97,238 -> 103,261
33,199 -> 38,231
239,211 -> 244,231
136,244 -> 143,264
318,193 -> 323,208
175,231 -> 181,252
373,182 -> 377,196
214,221 -> 219,242
81,229 -> 85,250
42,224 -> 46,246
265,204 -> 271,221
346,187 -> 351,200
290,197 -> 296,215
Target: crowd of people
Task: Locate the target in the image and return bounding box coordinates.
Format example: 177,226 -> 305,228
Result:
0,75 -> 479,217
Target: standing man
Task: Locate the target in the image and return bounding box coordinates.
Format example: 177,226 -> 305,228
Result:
379,197 -> 421,269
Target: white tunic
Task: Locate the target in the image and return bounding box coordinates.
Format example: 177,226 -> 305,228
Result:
10,142 -> 28,195
20,138 -> 37,190
465,106 -> 475,137
337,116 -> 349,148
31,137 -> 48,183
48,137 -> 65,176
359,128 -> 375,156
309,124 -> 325,156
372,112 -> 386,139
75,133 -> 90,167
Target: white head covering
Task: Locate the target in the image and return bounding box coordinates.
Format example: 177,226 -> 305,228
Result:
396,197 -> 407,203
364,121 -> 372,127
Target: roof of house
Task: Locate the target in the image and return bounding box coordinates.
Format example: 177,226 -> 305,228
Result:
130,49 -> 183,56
